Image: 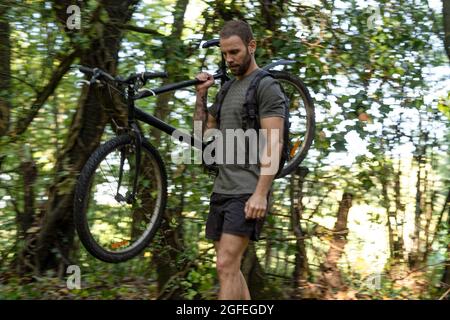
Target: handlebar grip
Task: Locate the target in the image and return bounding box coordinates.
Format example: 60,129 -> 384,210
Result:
182,73 -> 222,86
79,66 -> 115,82
79,66 -> 94,75
190,72 -> 224,86
202,39 -> 220,48
101,71 -> 115,81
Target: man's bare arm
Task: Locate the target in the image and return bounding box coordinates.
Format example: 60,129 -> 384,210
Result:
254,116 -> 284,196
193,92 -> 217,136
194,72 -> 216,139
245,116 -> 284,219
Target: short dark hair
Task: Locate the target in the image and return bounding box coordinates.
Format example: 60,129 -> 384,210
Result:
219,20 -> 254,46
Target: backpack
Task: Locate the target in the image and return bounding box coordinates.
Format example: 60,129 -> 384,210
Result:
203,69 -> 290,178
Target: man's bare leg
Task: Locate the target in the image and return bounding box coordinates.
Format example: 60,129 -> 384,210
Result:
214,234 -> 250,300
239,271 -> 251,300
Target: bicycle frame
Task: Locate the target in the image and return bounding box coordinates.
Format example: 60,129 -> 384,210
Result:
132,72 -> 227,151
118,51 -> 229,202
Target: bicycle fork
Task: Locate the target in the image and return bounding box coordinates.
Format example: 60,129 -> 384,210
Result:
114,125 -> 142,205
114,85 -> 144,205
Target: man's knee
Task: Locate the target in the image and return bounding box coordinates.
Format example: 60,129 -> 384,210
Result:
216,251 -> 241,277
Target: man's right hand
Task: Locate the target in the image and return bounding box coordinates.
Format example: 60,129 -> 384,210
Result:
195,72 -> 214,93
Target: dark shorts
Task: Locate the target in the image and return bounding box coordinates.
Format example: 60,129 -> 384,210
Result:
205,192 -> 270,242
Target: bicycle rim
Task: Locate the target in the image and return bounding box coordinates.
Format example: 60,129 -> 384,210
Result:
74,135 -> 166,262
270,71 -> 315,178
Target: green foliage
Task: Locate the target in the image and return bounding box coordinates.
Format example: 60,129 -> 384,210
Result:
0,0 -> 448,300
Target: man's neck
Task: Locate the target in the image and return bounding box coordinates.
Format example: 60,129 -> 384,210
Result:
236,60 -> 259,80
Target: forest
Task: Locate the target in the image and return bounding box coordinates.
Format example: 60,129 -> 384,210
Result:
0,0 -> 449,300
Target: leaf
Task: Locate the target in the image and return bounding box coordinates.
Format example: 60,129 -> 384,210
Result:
26,226 -> 40,234
333,140 -> 347,152
437,94 -> 450,120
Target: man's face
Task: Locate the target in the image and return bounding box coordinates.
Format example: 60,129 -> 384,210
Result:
220,35 -> 253,76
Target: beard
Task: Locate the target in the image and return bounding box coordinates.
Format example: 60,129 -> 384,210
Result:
228,49 -> 252,76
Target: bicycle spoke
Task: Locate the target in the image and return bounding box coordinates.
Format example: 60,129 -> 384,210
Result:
85,147 -> 161,253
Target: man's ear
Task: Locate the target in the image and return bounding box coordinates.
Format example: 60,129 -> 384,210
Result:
248,39 -> 256,54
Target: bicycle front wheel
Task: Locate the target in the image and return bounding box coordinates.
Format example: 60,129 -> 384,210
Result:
73,134 -> 167,263
270,70 -> 315,179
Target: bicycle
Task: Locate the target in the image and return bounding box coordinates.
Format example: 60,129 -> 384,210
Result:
73,38 -> 315,263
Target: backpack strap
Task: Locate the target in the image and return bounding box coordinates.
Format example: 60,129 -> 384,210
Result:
241,69 -> 274,168
202,79 -> 234,176
214,78 -> 236,127
242,69 -> 273,131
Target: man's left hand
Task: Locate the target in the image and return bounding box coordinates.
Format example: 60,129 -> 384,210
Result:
244,193 -> 267,220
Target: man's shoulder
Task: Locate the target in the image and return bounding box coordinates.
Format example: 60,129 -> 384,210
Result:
259,73 -> 277,86
256,72 -> 282,97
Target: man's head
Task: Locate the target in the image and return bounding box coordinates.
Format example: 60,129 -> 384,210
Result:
219,20 -> 256,77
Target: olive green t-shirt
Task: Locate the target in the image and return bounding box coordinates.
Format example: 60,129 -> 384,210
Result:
207,68 -> 286,195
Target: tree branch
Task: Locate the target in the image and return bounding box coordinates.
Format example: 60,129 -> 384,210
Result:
115,23 -> 165,37
11,49 -> 79,137
0,72 -> 38,92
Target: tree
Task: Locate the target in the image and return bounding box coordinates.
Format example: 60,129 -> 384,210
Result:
0,5 -> 11,137
443,0 -> 450,62
29,0 -> 141,274
320,192 -> 353,296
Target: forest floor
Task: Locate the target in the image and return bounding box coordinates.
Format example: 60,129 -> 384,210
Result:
0,271 -> 159,300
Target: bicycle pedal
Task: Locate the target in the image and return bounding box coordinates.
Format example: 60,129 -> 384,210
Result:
126,194 -> 135,204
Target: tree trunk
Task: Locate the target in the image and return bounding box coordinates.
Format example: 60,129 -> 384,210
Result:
214,0 -> 245,21
259,0 -> 284,32
12,146 -> 40,275
378,132 -> 404,262
443,0 -> 450,62
409,130 -> 426,269
441,218 -> 450,299
242,242 -> 268,299
153,171 -> 186,299
17,145 -> 37,237
290,166 -> 310,298
429,189 -> 450,248
423,187 -> 435,263
0,6 -> 11,136
393,157 -> 405,260
149,0 -> 190,298
320,192 -> 353,293
380,167 -> 395,259
440,190 -> 450,296
31,0 -> 140,274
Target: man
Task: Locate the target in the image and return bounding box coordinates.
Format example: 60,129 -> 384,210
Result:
194,20 -> 286,300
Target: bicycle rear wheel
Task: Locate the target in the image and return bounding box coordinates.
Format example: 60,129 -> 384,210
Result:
73,134 -> 167,263
269,70 -> 315,178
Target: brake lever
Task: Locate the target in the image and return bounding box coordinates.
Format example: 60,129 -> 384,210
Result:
90,68 -> 101,85
90,75 -> 99,85
75,80 -> 90,88
136,88 -> 156,97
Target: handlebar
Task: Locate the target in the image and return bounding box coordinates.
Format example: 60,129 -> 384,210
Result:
78,65 -> 227,101
120,71 -> 169,84
133,72 -> 225,100
78,66 -> 168,85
